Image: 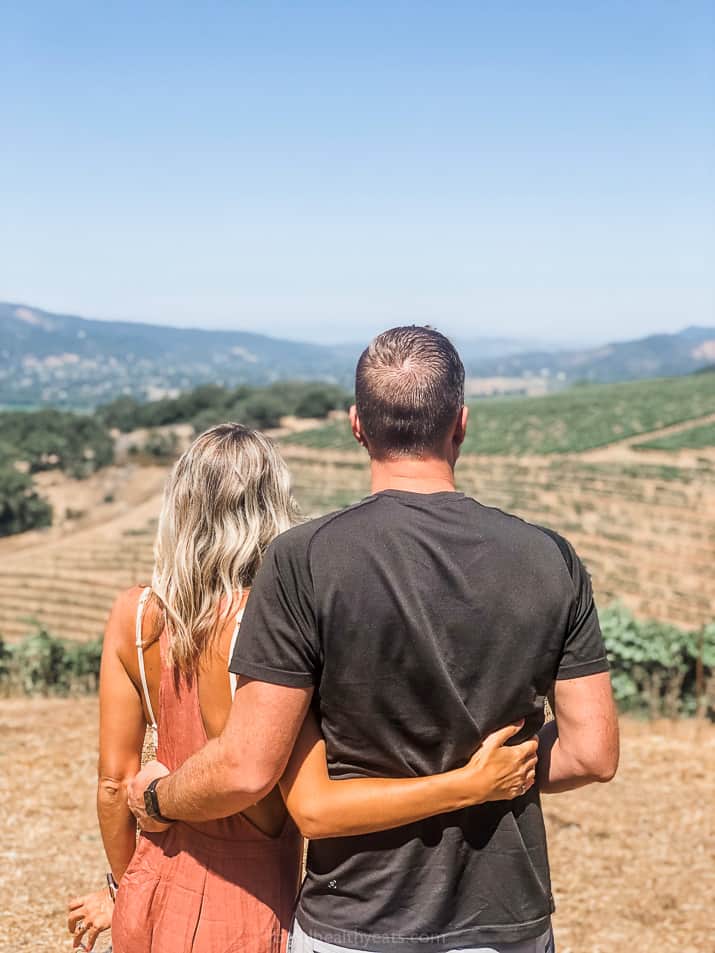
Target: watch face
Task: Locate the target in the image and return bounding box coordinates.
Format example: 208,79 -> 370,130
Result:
144,785 -> 156,818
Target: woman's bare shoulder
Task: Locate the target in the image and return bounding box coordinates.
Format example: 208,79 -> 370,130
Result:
105,585 -> 156,652
108,585 -> 147,624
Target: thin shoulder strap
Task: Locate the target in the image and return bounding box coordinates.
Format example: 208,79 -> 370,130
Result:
135,586 -> 159,747
228,607 -> 245,700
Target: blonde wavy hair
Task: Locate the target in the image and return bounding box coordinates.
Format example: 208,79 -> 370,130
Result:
151,423 -> 299,677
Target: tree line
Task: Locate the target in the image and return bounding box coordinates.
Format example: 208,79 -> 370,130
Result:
97,381 -> 351,433
0,381 -> 351,537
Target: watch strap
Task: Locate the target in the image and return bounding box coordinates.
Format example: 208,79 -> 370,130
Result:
144,777 -> 173,824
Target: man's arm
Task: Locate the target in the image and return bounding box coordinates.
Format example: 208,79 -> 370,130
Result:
537,671 -> 619,793
128,676 -> 312,826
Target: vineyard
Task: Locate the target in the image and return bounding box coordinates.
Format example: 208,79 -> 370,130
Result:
285,373 -> 715,456
636,420 -> 715,452
0,464 -> 165,641
283,446 -> 715,631
0,374 -> 714,643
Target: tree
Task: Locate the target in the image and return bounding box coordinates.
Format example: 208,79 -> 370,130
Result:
0,468 -> 53,537
96,395 -> 143,432
0,409 -> 114,477
234,392 -> 286,430
294,383 -> 351,418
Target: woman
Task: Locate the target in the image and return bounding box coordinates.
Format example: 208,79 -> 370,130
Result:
67,423 -> 537,953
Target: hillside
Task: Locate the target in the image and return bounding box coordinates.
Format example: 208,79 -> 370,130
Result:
1,370 -> 714,642
469,325 -> 715,383
286,373 -> 715,455
0,302 -> 354,408
280,374 -> 715,631
3,301 -> 715,409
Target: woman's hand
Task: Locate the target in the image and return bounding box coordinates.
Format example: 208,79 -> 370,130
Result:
67,886 -> 113,951
459,721 -> 539,803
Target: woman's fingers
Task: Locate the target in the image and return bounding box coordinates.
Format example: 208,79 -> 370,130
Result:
85,926 -> 102,951
67,886 -> 114,950
481,719 -> 525,750
68,905 -> 85,934
72,919 -> 88,950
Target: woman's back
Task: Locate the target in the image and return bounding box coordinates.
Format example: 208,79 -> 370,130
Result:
115,584 -> 288,838
109,585 -> 303,953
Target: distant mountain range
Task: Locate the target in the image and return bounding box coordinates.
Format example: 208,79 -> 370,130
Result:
466,326 -> 715,385
0,302 -> 353,408
1,302 -> 714,409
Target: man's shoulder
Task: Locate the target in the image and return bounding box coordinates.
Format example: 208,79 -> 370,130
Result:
270,497 -> 381,557
475,502 -> 580,576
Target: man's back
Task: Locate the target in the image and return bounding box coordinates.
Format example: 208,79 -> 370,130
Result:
232,489 -> 609,951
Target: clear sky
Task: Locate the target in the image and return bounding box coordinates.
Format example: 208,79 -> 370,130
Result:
1,1 -> 713,344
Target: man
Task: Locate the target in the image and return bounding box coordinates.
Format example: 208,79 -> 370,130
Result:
130,326 -> 619,953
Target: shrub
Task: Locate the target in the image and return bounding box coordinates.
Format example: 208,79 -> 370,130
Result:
128,430 -> 179,461
0,627 -> 102,696
601,605 -> 714,718
1,610 -> 712,715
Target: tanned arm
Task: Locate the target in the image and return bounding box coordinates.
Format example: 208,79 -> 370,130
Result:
537,671 -> 619,794
280,714 -> 538,839
97,596 -> 146,881
128,676 -> 313,827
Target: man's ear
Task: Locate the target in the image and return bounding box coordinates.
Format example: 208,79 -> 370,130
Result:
349,405 -> 369,450
453,406 -> 469,449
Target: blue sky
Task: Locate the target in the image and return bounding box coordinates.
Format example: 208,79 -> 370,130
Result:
1,1 -> 713,344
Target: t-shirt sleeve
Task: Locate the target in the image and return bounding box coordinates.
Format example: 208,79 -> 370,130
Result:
555,538 -> 610,681
229,532 -> 320,688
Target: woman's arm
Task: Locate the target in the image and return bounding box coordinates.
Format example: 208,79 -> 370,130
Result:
279,713 -> 537,839
97,594 -> 147,880
68,594 -> 147,950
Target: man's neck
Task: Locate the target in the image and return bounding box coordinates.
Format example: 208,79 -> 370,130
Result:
369,455 -> 457,495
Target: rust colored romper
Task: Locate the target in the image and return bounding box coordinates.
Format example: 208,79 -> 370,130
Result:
112,592 -> 303,953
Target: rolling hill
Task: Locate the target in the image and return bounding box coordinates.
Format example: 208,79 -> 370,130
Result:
467,326 -> 715,383
0,302 -> 354,408
2,300 -> 714,409
286,372 -> 715,455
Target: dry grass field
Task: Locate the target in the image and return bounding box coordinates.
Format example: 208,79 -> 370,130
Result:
0,699 -> 712,953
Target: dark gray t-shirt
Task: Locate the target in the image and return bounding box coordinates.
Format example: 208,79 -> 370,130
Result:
230,490 -> 609,951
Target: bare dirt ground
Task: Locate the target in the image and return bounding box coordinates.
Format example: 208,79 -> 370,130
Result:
0,700 -> 712,953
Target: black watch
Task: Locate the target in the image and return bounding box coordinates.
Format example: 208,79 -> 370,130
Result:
144,777 -> 173,824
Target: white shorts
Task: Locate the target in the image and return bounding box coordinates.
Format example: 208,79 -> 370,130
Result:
289,917 -> 555,953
